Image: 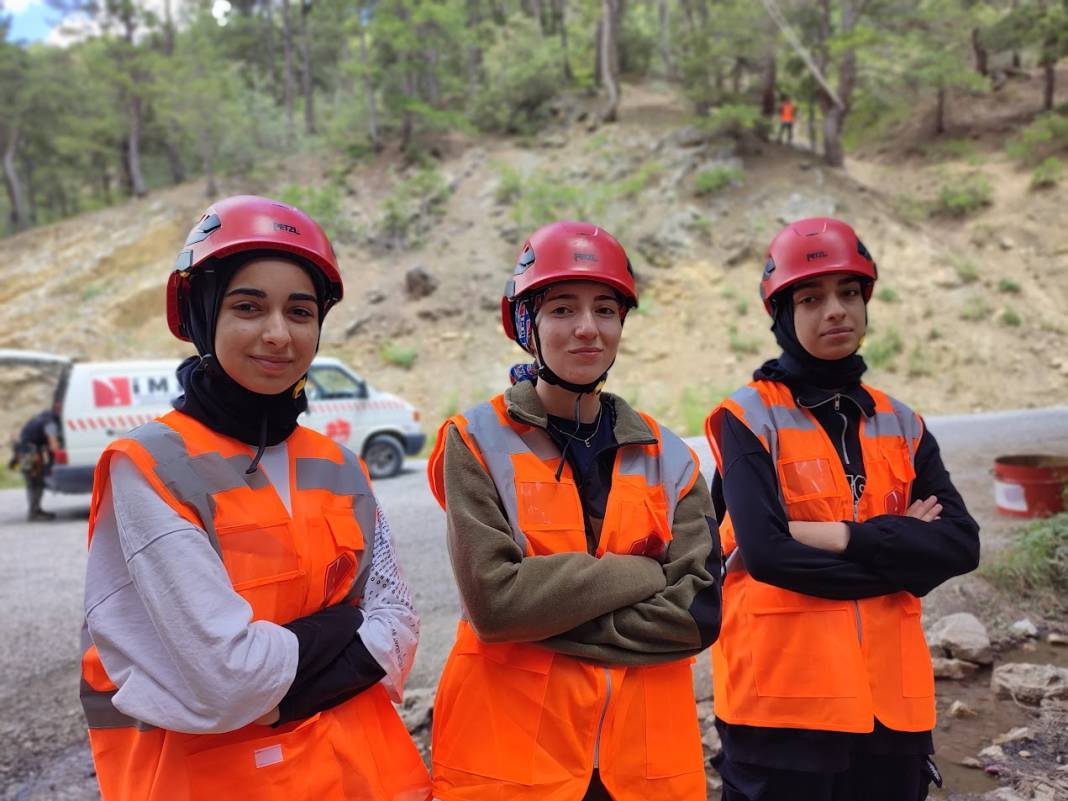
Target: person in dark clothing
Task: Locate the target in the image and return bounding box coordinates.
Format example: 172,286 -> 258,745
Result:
704,217 -> 980,801
11,403 -> 62,521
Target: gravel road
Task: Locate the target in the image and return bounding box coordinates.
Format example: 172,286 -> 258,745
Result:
2,405 -> 1066,799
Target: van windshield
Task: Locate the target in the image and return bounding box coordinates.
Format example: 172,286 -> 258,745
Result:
307,366 -> 365,400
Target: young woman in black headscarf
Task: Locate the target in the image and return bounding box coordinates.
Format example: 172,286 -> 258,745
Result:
704,217 -> 980,801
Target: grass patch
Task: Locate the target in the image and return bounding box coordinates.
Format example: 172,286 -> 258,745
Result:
1006,111 -> 1068,166
959,296 -> 991,322
678,384 -> 729,437
876,287 -> 898,303
727,325 -> 761,357
494,163 -> 523,205
864,327 -> 904,370
1031,157 -> 1064,190
951,256 -> 980,284
997,278 -> 1021,294
279,181 -> 354,242
920,138 -> 978,163
0,464 -> 22,489
892,194 -> 928,224
982,512 -> 1068,602
377,167 -> 452,249
379,341 -> 418,370
694,165 -> 744,196
734,298 -> 749,317
907,345 -> 933,378
999,307 -> 1022,327
932,173 -> 992,218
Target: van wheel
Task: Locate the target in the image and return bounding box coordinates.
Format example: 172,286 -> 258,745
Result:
363,435 -> 404,479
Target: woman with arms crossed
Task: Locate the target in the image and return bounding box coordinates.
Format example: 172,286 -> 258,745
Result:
81,196 -> 431,801
427,221 -> 722,801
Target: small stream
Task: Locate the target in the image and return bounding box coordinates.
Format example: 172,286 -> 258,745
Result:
931,640 -> 1068,799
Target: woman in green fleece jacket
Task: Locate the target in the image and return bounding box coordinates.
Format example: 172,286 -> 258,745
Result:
426,220 -> 722,801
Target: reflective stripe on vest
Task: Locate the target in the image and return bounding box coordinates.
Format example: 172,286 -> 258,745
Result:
79,412 -> 430,801
705,380 -> 934,734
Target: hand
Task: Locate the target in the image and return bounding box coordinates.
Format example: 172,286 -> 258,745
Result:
788,521 -> 850,554
904,496 -> 942,522
254,707 -> 280,726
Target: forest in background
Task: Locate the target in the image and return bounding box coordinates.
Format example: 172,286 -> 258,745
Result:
0,0 -> 1066,236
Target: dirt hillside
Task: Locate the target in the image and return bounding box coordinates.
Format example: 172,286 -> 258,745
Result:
1,78 -> 1066,441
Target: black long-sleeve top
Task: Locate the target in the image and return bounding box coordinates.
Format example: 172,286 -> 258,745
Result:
710,383 -> 980,771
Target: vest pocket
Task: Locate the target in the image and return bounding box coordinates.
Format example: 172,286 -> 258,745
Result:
216,518 -> 306,623
899,599 -> 935,699
778,457 -> 838,502
515,480 -> 587,554
185,716 -> 344,799
432,633 -> 555,784
642,660 -> 704,778
747,593 -> 863,699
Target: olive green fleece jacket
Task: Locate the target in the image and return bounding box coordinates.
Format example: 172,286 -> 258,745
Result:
441,381 -> 721,666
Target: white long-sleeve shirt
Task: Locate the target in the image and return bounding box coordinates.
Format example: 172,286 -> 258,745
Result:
84,443 -> 419,734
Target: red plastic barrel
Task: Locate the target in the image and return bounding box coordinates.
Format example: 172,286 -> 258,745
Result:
993,454 -> 1068,518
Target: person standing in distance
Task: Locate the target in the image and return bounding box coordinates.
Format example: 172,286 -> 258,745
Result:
705,217 -> 980,801
80,195 -> 431,801
427,220 -> 722,801
11,400 -> 62,520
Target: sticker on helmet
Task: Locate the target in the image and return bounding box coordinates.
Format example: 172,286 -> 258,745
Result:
805,250 -> 829,261
273,222 -> 299,235
574,252 -> 598,263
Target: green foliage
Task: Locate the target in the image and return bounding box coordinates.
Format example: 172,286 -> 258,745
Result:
494,164 -> 523,205
694,165 -> 744,196
907,345 -> 932,378
1006,112 -> 1068,165
864,327 -> 904,369
1031,157 -> 1064,189
727,325 -> 761,357
678,384 -> 729,437
379,341 -> 418,369
933,174 -> 993,218
999,307 -> 1022,327
471,16 -> 564,134
960,296 -> 991,321
278,182 -> 352,243
982,513 -> 1068,600
998,278 -> 1022,294
876,287 -> 899,303
377,167 -> 452,249
951,256 -> 980,284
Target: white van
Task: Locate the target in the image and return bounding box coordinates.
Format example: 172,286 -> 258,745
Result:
48,356 -> 425,492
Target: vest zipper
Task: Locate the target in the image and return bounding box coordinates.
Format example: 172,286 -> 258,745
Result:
593,667 -> 612,769
851,492 -> 862,643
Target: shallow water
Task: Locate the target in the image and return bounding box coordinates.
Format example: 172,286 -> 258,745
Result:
931,640 -> 1068,799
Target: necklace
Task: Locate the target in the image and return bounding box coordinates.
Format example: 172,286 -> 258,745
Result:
549,404 -> 603,448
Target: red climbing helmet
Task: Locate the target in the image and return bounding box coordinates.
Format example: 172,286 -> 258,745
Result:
166,195 -> 344,341
760,217 -> 877,315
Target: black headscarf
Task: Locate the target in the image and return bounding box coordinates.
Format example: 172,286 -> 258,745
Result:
173,252 -> 329,463
754,288 -> 869,393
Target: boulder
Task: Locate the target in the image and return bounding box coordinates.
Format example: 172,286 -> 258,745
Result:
948,700 -> 978,719
1010,618 -> 1039,639
927,612 -> 993,665
992,726 -> 1032,745
978,744 -> 1006,761
701,725 -> 722,755
404,266 -> 439,300
992,663 -> 1068,705
1048,632 -> 1068,646
933,657 -> 981,680
366,289 -> 387,305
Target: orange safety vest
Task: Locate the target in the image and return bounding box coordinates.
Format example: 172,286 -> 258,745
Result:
780,101 -> 795,123
427,395 -> 707,801
704,381 -> 935,734
80,410 -> 431,801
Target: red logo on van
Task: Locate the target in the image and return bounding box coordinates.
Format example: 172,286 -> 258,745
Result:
93,378 -> 132,407
325,419 -> 351,443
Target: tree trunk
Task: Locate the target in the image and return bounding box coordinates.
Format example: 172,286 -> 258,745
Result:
358,13 -> 380,150
819,0 -> 855,168
281,0 -> 297,141
807,98 -> 818,152
1,126 -> 31,233
1043,59 -> 1055,111
971,27 -> 988,77
127,95 -> 148,197
599,0 -> 621,123
760,48 -> 776,116
165,139 -> 186,184
556,0 -> 573,81
199,128 -> 218,199
935,84 -> 946,135
299,0 -> 316,134
21,154 -> 37,224
657,0 -> 672,78
593,20 -> 603,86
530,0 -> 543,30
263,0 -> 282,98
1012,51 -> 1021,69
400,69 -> 415,152
731,57 -> 744,96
